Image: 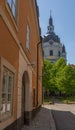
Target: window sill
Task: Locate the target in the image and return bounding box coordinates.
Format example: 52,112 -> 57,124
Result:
0,116 -> 14,130
0,112 -> 12,122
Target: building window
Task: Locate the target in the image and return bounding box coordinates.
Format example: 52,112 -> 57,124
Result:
1,67 -> 14,116
26,24 -> 30,50
7,0 -> 17,20
58,51 -> 60,56
0,57 -> 15,120
50,50 -> 53,56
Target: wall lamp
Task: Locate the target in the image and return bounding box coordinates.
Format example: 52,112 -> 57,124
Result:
27,61 -> 36,67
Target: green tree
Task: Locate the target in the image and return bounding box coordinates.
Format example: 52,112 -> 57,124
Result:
43,58 -> 75,98
43,60 -> 53,92
55,58 -> 66,95
63,65 -> 75,95
43,58 -> 66,95
57,65 -> 75,96
50,63 -> 57,94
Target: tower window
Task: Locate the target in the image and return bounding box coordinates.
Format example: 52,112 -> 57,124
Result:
50,50 -> 53,56
58,51 -> 60,56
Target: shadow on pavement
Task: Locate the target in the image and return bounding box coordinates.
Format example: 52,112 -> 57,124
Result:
22,107 -> 55,130
52,109 -> 75,130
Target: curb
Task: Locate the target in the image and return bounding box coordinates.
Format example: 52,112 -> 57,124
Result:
50,109 -> 56,130
42,105 -> 56,130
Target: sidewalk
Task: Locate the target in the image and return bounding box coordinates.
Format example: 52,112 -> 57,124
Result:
22,105 -> 56,130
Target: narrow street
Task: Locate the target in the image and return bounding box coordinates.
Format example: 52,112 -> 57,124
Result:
22,101 -> 75,130
45,101 -> 75,130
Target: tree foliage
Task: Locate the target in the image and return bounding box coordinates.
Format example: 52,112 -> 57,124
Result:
43,60 -> 53,91
43,58 -> 75,96
58,65 -> 75,95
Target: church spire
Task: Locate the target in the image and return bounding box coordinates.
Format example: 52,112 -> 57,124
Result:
49,10 -> 53,26
47,10 -> 54,33
62,44 -> 66,53
50,10 -> 51,16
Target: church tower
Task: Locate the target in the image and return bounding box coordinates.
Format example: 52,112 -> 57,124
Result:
42,11 -> 67,63
47,11 -> 54,33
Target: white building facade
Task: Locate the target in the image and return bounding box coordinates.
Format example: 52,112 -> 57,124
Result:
42,13 -> 66,63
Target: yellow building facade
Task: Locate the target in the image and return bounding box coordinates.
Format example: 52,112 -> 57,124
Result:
0,0 -> 43,130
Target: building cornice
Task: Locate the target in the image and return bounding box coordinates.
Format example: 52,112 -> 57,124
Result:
29,0 -> 40,41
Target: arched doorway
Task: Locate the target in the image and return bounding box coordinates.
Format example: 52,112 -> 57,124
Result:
21,71 -> 30,126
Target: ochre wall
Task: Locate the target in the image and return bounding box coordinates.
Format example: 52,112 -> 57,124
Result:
0,0 -> 43,129
0,16 -> 19,121
18,0 -> 42,109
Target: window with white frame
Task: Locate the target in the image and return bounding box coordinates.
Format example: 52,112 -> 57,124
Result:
0,57 -> 15,120
7,0 -> 17,20
26,24 -> 30,50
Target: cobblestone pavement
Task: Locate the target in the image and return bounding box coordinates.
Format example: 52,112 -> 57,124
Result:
22,106 -> 56,130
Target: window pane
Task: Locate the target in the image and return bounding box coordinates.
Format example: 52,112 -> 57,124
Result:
1,103 -> 6,114
2,94 -> 6,102
8,75 -> 13,93
7,0 -> 17,19
12,4 -> 16,17
26,25 -> 30,49
7,0 -> 12,7
7,94 -> 12,101
13,0 -> 16,5
7,103 -> 11,112
2,71 -> 7,92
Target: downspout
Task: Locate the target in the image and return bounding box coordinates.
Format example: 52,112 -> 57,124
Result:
36,36 -> 42,106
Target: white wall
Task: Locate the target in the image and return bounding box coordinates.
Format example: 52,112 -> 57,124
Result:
17,50 -> 32,119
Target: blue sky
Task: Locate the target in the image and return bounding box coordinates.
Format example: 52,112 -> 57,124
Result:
37,0 -> 75,64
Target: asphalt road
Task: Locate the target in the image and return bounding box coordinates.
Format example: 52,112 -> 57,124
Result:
52,109 -> 75,130
45,102 -> 75,130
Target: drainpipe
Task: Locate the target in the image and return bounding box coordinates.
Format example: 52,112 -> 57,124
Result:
36,36 -> 42,106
